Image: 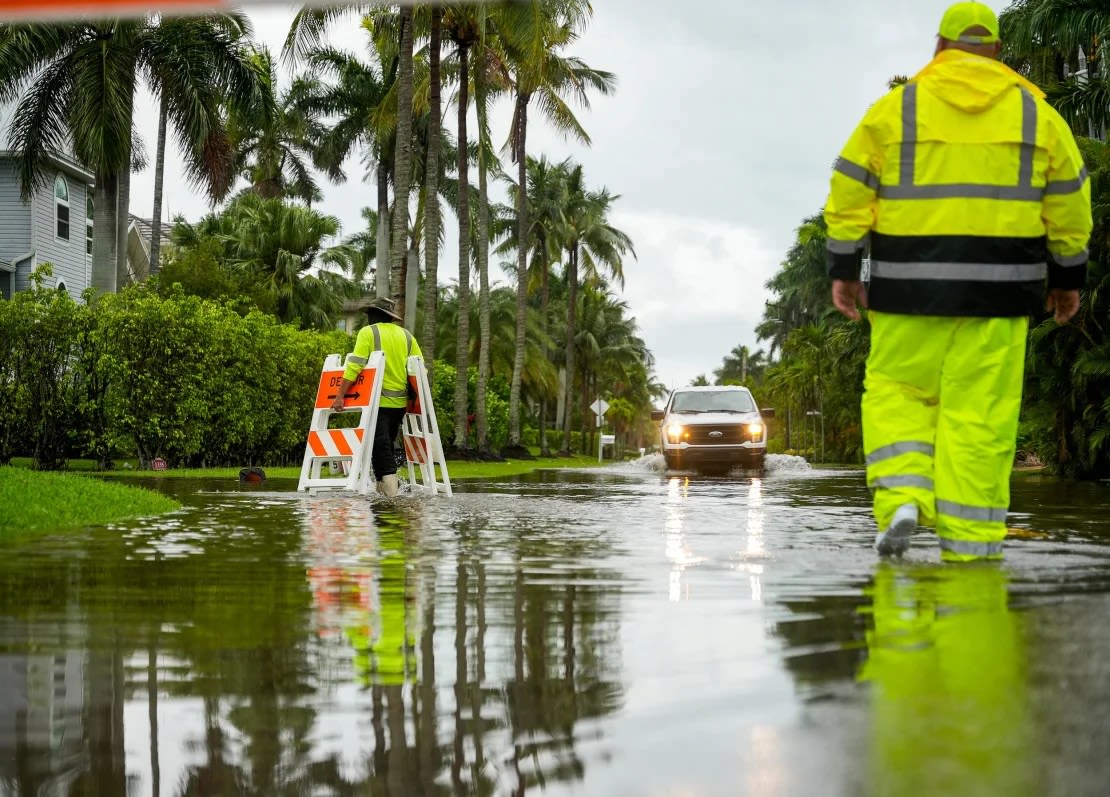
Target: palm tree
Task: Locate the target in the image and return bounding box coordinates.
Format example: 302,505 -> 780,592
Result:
284,5 -> 403,302
389,6 -> 416,309
0,15 -> 258,291
444,6 -> 480,453
172,193 -> 353,330
470,6 -> 512,455
713,344 -> 769,386
421,6 -> 444,373
496,155 -> 570,455
146,14 -> 261,277
558,165 -> 634,454
226,47 -> 324,203
499,0 -> 616,454
1001,0 -> 1110,136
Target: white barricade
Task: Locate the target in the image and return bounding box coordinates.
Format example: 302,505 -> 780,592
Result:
297,352 -> 385,494
401,356 -> 452,496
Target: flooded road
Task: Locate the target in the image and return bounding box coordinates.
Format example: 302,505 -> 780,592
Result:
3,455 -> 1110,796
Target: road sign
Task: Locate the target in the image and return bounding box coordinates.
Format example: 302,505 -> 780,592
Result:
590,398 -> 609,417
314,368 -> 374,409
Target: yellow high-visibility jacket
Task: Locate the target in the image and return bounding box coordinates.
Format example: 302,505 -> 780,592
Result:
825,49 -> 1092,317
343,322 -> 422,409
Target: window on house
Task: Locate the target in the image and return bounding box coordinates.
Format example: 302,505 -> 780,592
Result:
55,175 -> 70,240
86,194 -> 94,255
57,281 -> 67,294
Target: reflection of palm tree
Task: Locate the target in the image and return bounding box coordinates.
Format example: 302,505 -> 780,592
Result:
860,565 -> 1037,796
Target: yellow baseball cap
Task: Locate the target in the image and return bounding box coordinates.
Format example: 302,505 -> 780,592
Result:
939,2 -> 1000,44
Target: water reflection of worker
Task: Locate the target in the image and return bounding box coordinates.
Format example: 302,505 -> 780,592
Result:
346,515 -> 416,685
859,564 -> 1037,796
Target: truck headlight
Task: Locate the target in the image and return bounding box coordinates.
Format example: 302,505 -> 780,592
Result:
747,422 -> 763,441
666,423 -> 684,442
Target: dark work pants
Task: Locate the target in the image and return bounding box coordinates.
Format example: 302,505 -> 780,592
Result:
372,407 -> 407,479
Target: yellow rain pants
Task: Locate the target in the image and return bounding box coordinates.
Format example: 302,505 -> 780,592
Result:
859,564 -> 1035,795
863,311 -> 1027,561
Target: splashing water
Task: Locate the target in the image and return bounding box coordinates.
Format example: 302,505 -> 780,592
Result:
607,451 -> 813,477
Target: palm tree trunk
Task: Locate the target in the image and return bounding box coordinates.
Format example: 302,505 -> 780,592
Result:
421,7 -> 443,372
405,240 -> 419,328
507,91 -> 530,452
561,245 -> 578,454
452,43 -> 472,452
538,237 -> 551,457
91,173 -> 118,293
376,163 -> 391,299
475,71 -> 493,455
149,94 -> 168,277
390,7 -> 415,302
115,159 -> 131,287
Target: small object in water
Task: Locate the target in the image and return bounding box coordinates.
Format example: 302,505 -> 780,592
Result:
239,467 -> 267,484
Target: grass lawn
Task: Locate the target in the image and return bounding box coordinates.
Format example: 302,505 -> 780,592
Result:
8,451 -> 610,482
0,465 -> 181,534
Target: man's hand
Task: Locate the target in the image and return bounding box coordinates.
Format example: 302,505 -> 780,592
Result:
1046,288 -> 1080,325
329,394 -> 346,412
832,279 -> 868,321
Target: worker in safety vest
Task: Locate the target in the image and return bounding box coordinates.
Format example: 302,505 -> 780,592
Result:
859,564 -> 1034,794
330,297 -> 422,498
824,2 -> 1092,560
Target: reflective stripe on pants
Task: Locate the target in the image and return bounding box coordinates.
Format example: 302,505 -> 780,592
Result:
862,311 -> 1027,560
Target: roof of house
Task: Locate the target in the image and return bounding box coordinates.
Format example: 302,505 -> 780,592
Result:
0,149 -> 94,183
128,214 -> 173,249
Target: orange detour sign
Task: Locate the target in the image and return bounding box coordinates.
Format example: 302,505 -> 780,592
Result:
298,351 -> 385,494
401,355 -> 452,496
314,368 -> 375,409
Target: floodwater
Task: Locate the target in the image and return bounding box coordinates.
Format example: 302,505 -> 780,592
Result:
3,455 -> 1110,796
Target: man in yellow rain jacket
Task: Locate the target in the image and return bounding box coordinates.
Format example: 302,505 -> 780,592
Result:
825,2 -> 1092,560
331,297 -> 422,497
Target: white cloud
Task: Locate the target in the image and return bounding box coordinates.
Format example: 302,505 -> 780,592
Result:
613,210 -> 779,389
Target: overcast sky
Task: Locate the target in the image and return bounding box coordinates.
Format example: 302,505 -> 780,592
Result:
125,0 -> 1009,393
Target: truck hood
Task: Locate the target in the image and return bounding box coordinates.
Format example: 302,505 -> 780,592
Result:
666,410 -> 763,426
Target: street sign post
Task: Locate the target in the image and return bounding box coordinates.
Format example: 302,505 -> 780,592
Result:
591,398 -> 612,461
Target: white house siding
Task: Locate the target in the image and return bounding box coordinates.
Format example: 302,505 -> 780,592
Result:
0,159 -> 33,297
32,169 -> 90,301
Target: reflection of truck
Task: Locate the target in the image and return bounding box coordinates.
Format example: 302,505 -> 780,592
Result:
650,386 -> 774,474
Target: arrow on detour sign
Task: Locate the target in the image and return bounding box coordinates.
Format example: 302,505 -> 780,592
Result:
314,369 -> 373,409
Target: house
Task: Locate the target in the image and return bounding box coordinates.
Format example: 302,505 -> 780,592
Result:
126,214 -> 174,283
0,151 -> 94,301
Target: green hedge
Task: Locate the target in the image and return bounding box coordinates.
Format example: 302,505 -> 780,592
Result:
1,276 -> 350,469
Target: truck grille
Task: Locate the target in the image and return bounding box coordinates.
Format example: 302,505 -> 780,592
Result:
685,425 -> 749,444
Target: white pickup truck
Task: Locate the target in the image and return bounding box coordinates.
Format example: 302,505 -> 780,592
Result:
651,385 -> 774,475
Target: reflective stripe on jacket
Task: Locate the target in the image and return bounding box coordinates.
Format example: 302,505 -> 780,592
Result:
343,322 -> 422,408
825,49 -> 1092,317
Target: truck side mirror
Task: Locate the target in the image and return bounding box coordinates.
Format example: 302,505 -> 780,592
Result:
760,408 -> 775,418
650,409 -> 664,421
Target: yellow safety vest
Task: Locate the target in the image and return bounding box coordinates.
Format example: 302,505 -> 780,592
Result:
343,322 -> 422,409
825,49 -> 1091,317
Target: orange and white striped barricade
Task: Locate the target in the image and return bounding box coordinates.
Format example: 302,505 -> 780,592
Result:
297,351 -> 385,494
401,355 -> 452,496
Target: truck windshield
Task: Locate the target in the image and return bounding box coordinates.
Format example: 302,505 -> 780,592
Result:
672,390 -> 755,413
